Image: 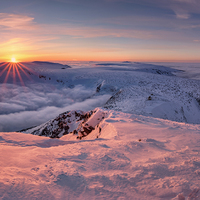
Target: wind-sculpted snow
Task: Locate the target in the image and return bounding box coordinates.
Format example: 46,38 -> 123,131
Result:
0,110 -> 200,199
104,81 -> 200,124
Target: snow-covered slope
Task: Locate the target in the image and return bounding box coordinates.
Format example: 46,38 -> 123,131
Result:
104,81 -> 200,124
1,109 -> 200,199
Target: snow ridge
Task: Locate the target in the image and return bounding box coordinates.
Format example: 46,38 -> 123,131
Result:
23,108 -> 107,139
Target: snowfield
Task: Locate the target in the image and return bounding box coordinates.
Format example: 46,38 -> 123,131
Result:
0,61 -> 200,199
1,110 -> 200,199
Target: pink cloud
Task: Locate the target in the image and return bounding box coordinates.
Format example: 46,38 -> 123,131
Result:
0,13 -> 37,30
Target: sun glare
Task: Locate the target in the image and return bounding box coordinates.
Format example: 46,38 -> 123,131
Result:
0,60 -> 37,86
11,58 -> 17,63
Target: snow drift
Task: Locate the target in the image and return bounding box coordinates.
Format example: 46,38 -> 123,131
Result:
1,109 -> 200,199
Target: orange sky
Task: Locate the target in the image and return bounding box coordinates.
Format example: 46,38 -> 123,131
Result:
0,1 -> 200,63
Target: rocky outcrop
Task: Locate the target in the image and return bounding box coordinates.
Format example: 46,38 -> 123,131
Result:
22,109 -> 107,139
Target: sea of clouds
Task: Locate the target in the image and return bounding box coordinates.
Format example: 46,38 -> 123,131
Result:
0,83 -> 111,132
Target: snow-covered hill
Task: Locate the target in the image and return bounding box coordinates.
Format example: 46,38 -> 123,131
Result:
1,109 -> 200,199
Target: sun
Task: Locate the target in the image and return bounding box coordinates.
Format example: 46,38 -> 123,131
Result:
0,59 -> 37,86
11,57 -> 17,63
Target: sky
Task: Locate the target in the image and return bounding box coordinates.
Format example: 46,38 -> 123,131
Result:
0,0 -> 200,62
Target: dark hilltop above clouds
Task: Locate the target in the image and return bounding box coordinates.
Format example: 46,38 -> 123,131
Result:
32,61 -> 71,68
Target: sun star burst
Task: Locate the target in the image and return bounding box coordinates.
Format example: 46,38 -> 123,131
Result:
0,61 -> 37,86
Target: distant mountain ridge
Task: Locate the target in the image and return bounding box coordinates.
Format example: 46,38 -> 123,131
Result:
32,61 -> 71,68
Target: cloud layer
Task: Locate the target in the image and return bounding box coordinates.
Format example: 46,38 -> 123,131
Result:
0,83 -> 111,132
